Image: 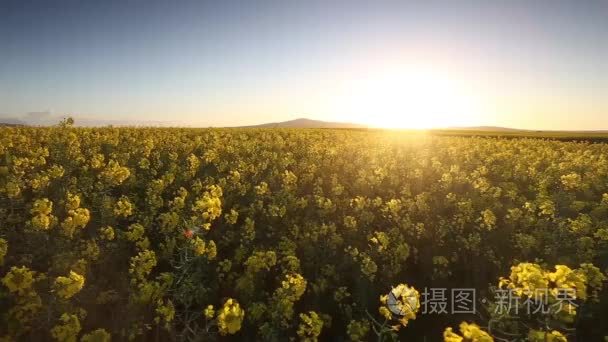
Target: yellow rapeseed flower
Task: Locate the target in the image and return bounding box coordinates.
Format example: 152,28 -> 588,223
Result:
217,298 -> 245,335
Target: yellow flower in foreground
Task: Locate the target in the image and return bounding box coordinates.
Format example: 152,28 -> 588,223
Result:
459,322 -> 493,341
443,322 -> 493,342
380,305 -> 393,320
217,298 -> 245,335
380,283 -> 420,327
499,262 -> 548,296
444,327 -> 464,342
204,305 -> 215,319
528,329 -> 567,342
547,265 -> 586,300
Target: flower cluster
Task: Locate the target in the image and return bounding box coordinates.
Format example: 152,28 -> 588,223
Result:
60,207 -> 90,238
30,198 -> 55,230
379,283 -> 420,329
99,226 -> 115,241
154,299 -> 175,328
113,196 -> 134,217
80,329 -> 111,342
487,262 -> 607,339
499,262 -> 605,303
52,270 -> 85,299
560,172 -> 582,190
192,185 -> 223,229
498,262 -> 548,296
2,266 -> 36,296
443,322 -> 494,342
99,160 -> 131,186
129,250 -> 157,283
297,311 -> 324,341
203,305 -> 215,319
527,329 -> 567,342
277,273 -> 307,300
217,298 -> 245,335
50,313 -> 81,342
189,237 -> 217,259
347,320 -> 370,341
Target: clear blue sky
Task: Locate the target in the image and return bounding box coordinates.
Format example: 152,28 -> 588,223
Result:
1,0 -> 606,128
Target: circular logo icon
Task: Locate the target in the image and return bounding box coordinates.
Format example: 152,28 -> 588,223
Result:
386,286 -> 419,316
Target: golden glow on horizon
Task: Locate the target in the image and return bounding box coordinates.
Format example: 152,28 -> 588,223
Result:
330,64 -> 484,129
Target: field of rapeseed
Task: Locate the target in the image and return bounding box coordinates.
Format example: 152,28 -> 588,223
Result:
0,126 -> 607,341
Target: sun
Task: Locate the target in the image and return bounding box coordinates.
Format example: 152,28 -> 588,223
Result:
330,65 -> 482,129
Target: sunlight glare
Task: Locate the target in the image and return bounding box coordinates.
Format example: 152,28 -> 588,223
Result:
331,65 -> 483,129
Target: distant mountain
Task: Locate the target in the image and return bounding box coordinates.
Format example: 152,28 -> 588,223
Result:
242,118 -> 368,128
0,117 -> 28,126
69,117 -> 184,127
446,126 -> 529,132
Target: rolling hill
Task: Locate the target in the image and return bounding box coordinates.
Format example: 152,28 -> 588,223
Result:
240,118 -> 368,128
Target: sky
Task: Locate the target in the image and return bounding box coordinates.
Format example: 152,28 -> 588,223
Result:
1,0 -> 607,129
